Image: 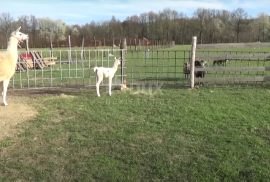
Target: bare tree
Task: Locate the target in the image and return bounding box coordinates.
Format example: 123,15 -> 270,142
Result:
170,10 -> 180,42
256,13 -> 270,41
193,8 -> 208,44
1,7 -> 270,46
231,8 -> 249,43
156,12 -> 167,40
127,15 -> 140,39
147,11 -> 158,40
81,22 -> 94,39
0,12 -> 14,45
29,15 -> 38,47
108,16 -> 123,39
204,10 -> 223,43
71,26 -> 80,46
161,8 -> 178,41
38,18 -> 66,47
18,15 -> 31,32
216,10 -> 233,42
54,20 -> 66,47
177,13 -> 188,44
38,17 -> 54,47
139,13 -> 148,39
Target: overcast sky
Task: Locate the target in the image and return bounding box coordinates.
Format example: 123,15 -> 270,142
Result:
1,0 -> 269,25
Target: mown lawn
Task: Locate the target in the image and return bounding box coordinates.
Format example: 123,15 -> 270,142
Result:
1,86 -> 270,181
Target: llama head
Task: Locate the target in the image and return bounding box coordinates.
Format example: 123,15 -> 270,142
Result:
115,57 -> 121,65
11,26 -> 29,44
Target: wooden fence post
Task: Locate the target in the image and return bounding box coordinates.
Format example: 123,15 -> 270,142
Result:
129,38 -> 131,51
81,37 -> 85,60
68,35 -> 71,63
190,36 -> 197,89
25,39 -> 29,54
120,38 -> 127,85
50,36 -> 53,57
94,37 -> 96,49
112,38 -> 115,52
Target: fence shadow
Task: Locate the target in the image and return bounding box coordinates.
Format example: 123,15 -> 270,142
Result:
10,87 -> 96,97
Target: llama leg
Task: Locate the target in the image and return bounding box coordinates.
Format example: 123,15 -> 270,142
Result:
96,80 -> 101,97
0,81 -> 2,104
108,77 -> 112,96
96,73 -> 103,97
2,79 -> 10,106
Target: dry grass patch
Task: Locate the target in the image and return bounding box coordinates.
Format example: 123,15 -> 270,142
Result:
0,96 -> 38,141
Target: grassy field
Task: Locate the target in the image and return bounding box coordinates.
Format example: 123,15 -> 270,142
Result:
1,44 -> 270,181
1,86 -> 270,181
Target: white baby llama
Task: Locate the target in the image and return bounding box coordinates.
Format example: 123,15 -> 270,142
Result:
0,26 -> 28,106
94,57 -> 121,97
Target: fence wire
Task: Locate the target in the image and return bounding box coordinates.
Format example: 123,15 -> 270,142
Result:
9,49 -> 270,90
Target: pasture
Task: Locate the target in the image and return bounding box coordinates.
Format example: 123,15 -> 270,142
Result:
1,86 -> 270,181
1,45 -> 270,181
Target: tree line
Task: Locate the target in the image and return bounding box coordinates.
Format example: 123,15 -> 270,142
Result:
0,7 -> 269,49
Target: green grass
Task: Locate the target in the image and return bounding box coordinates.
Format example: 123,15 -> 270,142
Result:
1,86 -> 270,181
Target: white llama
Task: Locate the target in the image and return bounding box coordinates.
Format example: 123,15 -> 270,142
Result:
94,57 -> 121,97
0,27 -> 28,106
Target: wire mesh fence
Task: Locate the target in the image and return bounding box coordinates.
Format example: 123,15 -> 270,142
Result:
125,50 -> 190,86
8,49 -> 270,90
12,49 -> 124,90
12,49 -> 192,90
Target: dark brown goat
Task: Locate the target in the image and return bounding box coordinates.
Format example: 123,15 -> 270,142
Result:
183,60 -> 207,79
195,60 -> 206,78
183,62 -> 190,79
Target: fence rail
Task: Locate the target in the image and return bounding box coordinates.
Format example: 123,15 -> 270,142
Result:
190,37 -> 270,88
196,53 -> 270,60
194,66 -> 270,83
195,67 -> 270,71
5,41 -> 270,90
11,49 -> 125,90
197,42 -> 269,49
196,77 -> 270,83
11,48 -> 191,90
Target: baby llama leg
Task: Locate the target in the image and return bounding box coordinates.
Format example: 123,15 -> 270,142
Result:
108,76 -> 113,96
96,72 -> 103,97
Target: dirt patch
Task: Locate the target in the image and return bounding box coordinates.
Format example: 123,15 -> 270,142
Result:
0,87 -> 92,141
0,96 -> 38,141
59,93 -> 75,99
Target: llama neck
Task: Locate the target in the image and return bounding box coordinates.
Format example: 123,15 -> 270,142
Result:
112,59 -> 120,73
7,37 -> 19,61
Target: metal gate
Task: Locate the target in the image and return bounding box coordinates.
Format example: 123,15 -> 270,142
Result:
10,48 -> 270,90
12,49 -> 191,90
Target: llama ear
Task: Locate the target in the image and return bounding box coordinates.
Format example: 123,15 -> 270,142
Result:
16,26 -> 21,32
